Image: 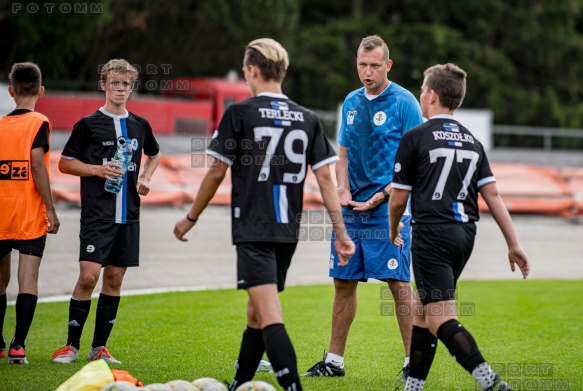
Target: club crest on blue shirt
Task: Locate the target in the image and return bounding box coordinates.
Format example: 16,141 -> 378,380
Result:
373,111 -> 387,126
347,110 -> 357,125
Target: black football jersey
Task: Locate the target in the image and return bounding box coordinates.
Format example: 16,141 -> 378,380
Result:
61,108 -> 160,223
207,93 -> 339,244
392,116 -> 495,224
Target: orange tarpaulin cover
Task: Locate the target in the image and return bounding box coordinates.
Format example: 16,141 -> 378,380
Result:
49,152 -> 583,216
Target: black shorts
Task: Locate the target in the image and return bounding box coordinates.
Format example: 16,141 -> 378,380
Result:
0,236 -> 47,259
236,242 -> 297,292
411,223 -> 476,305
79,221 -> 140,267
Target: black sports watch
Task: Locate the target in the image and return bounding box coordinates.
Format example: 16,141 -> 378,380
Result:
381,188 -> 390,201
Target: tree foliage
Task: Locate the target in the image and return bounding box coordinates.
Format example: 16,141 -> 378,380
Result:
2,0 -> 583,127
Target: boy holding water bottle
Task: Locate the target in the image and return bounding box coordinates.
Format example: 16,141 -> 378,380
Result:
52,59 -> 161,364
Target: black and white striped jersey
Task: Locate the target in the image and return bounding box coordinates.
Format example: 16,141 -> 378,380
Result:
207,92 -> 338,244
62,108 -> 160,224
392,115 -> 495,224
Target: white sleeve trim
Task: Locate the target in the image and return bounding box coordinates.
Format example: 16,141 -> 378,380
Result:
205,149 -> 233,165
477,176 -> 496,188
391,182 -> 413,191
311,155 -> 340,171
61,155 -> 76,160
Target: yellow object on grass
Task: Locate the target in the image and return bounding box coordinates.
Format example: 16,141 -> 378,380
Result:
55,359 -> 115,391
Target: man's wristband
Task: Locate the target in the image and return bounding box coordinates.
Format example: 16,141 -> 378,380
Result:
381,188 -> 390,201
186,215 -> 198,223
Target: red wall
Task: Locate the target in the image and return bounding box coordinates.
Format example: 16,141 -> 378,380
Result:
35,94 -> 213,135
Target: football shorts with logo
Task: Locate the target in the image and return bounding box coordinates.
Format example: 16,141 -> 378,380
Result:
79,221 -> 139,267
329,213 -> 411,282
236,242 -> 297,292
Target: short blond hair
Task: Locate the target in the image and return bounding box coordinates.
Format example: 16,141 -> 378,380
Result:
244,38 -> 289,82
99,59 -> 138,83
358,35 -> 390,61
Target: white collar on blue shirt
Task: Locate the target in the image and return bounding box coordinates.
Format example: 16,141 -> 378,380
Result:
364,81 -> 391,101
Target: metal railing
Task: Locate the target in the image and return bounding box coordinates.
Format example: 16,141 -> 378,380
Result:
311,108 -> 583,151
493,125 -> 583,150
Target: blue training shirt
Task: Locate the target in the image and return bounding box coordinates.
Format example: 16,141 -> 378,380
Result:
337,82 -> 423,216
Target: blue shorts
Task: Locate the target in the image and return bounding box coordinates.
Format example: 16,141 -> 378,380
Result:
329,214 -> 411,282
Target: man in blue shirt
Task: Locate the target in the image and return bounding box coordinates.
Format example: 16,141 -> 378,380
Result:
305,35 -> 423,381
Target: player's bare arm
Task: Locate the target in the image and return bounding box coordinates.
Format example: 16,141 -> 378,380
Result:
335,146 -> 352,206
350,184 -> 392,211
137,153 -> 161,196
314,164 -> 355,266
174,157 -> 228,241
59,156 -> 122,181
479,182 -> 530,279
388,188 -> 409,246
31,146 -> 60,234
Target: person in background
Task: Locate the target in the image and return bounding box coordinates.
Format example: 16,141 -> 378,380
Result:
389,63 -> 529,391
305,35 -> 423,382
51,59 -> 161,364
174,38 -> 355,391
0,62 -> 60,364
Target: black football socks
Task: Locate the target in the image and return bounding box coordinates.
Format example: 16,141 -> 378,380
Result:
11,293 -> 37,347
92,293 -> 120,348
263,323 -> 302,391
437,319 -> 496,389
229,326 -> 265,391
67,297 -> 91,350
0,293 -> 6,349
409,325 -> 438,380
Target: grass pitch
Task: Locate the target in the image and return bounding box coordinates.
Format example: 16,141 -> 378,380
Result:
1,280 -> 581,390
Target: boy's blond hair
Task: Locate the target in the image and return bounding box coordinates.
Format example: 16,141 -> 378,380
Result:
244,38 -> 289,83
99,59 -> 138,83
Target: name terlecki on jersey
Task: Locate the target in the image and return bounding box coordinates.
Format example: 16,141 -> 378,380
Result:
206,94 -> 338,244
258,108 -> 305,122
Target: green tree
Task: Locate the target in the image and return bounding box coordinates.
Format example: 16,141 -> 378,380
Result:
291,0 -> 583,129
0,0 -> 112,84
3,0 -> 583,129
84,0 -> 299,91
